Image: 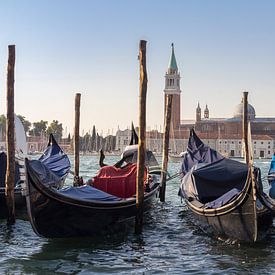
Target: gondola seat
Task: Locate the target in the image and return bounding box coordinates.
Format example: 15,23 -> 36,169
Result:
92,163 -> 147,199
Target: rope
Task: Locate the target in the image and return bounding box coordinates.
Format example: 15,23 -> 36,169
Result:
166,172 -> 182,182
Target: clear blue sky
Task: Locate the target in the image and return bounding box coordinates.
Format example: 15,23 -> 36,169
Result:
1,0 -> 275,136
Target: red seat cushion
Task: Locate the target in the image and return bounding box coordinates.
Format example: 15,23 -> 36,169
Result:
92,163 -> 147,198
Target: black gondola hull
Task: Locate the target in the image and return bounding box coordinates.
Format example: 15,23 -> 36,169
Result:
179,129 -> 274,242
25,159 -> 160,238
186,195 -> 273,242
0,188 -> 26,218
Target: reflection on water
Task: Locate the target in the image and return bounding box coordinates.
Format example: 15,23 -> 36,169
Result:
0,156 -> 274,274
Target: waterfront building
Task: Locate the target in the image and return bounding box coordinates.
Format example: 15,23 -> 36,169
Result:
115,128 -> 133,152
116,44 -> 275,158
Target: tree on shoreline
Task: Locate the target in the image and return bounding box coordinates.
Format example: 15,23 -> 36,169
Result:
30,120 -> 48,136
46,120 -> 63,142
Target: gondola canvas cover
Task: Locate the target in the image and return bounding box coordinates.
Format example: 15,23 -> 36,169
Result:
181,129 -> 224,176
59,185 -> 121,202
39,134 -> 70,178
183,158 -> 248,203
122,145 -> 159,167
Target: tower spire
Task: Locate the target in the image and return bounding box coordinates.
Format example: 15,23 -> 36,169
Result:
196,102 -> 201,122
204,104 -> 209,119
168,43 -> 178,73
164,43 -> 181,130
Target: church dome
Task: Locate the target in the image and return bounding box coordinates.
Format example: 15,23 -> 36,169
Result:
233,102 -> 256,120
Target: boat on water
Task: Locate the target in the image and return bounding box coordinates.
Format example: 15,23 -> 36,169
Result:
24,124 -> 162,238
25,148 -> 161,238
0,132 -> 70,218
268,154 -> 275,199
178,128 -> 274,242
169,151 -> 187,161
0,115 -> 28,217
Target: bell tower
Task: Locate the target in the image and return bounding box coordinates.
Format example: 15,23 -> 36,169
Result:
164,43 -> 181,130
204,104 -> 209,119
196,102 -> 201,122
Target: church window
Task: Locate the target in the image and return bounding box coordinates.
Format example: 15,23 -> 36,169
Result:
268,146 -> 270,149
268,151 -> 271,154
232,141 -> 234,144
254,141 -> 257,144
254,150 -> 256,154
261,142 -> 264,145
239,141 -> 241,144
225,141 -> 227,144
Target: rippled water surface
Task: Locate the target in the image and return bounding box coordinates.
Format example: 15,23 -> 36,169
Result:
0,156 -> 274,274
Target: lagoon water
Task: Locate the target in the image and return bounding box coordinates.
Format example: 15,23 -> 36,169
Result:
0,156 -> 274,274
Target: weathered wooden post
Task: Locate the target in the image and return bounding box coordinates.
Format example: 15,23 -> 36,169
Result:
242,91 -> 249,164
5,45 -> 16,224
73,93 -> 81,187
159,94 -> 173,202
135,40 -> 147,234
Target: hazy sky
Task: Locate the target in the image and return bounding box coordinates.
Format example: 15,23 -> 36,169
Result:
0,0 -> 274,136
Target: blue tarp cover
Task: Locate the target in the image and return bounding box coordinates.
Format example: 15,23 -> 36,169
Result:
39,136 -> 70,178
29,159 -> 63,188
181,158 -> 248,204
268,154 -> 275,182
181,129 -> 224,176
29,160 -> 122,202
204,188 -> 241,209
180,129 -> 248,208
59,185 -> 122,202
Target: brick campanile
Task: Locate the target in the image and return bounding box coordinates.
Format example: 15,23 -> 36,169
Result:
164,43 -> 181,130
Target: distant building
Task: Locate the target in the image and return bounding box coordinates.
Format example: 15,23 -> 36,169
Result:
116,45 -> 275,158
162,44 -> 275,158
115,128 -> 132,152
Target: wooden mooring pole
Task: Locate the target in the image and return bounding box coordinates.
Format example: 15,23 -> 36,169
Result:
242,91 -> 249,164
135,40 -> 147,234
159,94 -> 173,202
5,45 -> 16,224
73,93 -> 81,187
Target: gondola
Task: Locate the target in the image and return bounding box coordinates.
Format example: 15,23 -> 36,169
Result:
24,124 -> 161,238
0,152 -> 25,216
25,153 -> 161,238
178,129 -> 274,242
0,115 -> 28,217
0,133 -> 70,218
268,154 -> 275,199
